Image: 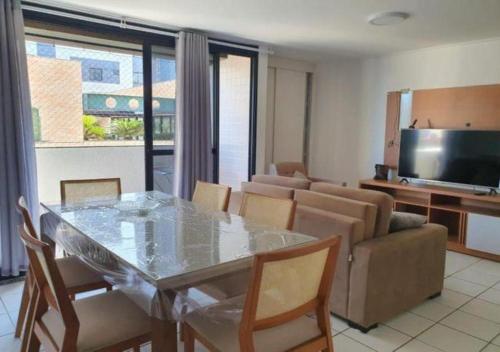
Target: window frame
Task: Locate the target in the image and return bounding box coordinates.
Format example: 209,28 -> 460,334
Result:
23,7 -> 258,192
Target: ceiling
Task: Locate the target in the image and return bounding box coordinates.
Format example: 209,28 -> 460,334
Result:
44,0 -> 500,59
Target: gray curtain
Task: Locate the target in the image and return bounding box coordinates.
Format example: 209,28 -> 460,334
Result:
174,31 -> 212,199
0,0 -> 39,276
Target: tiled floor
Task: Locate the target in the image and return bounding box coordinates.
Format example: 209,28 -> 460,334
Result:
0,251 -> 499,351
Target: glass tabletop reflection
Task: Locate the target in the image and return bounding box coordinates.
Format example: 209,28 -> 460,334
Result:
41,191 -> 315,288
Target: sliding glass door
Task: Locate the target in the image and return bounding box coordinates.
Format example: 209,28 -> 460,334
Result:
145,45 -> 176,193
211,47 -> 257,190
24,9 -> 257,198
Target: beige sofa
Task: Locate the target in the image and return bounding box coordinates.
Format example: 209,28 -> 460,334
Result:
229,177 -> 447,332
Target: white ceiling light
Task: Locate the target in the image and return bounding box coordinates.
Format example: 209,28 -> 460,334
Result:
368,11 -> 410,26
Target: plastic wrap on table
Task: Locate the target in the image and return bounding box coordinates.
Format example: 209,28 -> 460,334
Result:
40,211 -> 248,321
41,211 -> 216,320
39,192 -> 316,322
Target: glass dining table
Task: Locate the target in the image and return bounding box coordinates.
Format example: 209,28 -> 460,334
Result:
40,191 -> 316,351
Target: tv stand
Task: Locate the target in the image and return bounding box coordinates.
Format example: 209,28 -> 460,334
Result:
359,179 -> 500,262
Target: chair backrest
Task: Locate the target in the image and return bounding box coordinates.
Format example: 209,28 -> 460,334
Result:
18,223 -> 79,351
60,178 -> 121,203
240,236 -> 341,349
270,162 -> 307,177
239,193 -> 297,230
192,181 -> 231,212
17,196 -> 38,239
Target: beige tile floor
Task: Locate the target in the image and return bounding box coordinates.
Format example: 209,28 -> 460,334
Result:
0,251 -> 499,351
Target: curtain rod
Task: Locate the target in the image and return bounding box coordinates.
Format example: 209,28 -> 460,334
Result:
21,4 -> 273,55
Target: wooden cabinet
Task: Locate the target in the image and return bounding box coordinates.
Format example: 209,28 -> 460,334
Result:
360,179 -> 500,262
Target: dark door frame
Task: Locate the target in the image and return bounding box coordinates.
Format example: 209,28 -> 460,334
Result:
209,44 -> 259,183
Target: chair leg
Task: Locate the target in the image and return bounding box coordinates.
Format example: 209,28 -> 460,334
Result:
317,309 -> 334,352
179,322 -> 185,342
15,278 -> 31,337
184,324 -> 195,352
23,285 -> 42,352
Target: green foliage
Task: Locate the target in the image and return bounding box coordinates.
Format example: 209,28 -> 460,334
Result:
83,115 -> 105,140
153,116 -> 175,141
112,118 -> 144,140
32,108 -> 41,142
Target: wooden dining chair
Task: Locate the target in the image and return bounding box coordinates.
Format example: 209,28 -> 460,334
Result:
239,192 -> 297,230
194,193 -> 298,301
192,181 -> 232,212
15,197 -> 112,344
60,178 -> 121,203
18,222 -> 152,352
184,236 -> 341,352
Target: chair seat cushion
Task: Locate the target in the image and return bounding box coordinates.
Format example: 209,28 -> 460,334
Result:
185,296 -> 322,352
196,268 -> 251,300
56,256 -> 109,292
41,290 -> 150,352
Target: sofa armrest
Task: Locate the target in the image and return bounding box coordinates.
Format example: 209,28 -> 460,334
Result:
348,224 -> 448,327
294,205 -> 365,317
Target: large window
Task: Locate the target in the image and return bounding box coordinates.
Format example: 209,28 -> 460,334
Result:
24,11 -> 257,199
26,32 -> 147,201
151,46 -> 176,194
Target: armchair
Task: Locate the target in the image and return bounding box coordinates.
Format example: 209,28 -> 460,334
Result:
269,161 -> 347,186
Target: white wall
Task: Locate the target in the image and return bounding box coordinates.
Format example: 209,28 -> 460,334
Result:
310,38 -> 500,186
308,58 -> 363,186
265,56 -> 315,173
358,38 -> 500,182
255,51 -> 269,174
36,146 -> 145,202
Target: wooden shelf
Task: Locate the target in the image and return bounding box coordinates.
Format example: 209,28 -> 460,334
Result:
360,179 -> 500,204
447,233 -> 460,244
360,179 -> 500,262
431,203 -> 500,217
394,196 -> 428,207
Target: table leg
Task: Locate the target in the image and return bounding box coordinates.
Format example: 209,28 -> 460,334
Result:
151,317 -> 177,352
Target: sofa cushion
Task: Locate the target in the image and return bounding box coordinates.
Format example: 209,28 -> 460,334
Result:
389,212 -> 427,233
241,182 -> 294,199
310,183 -> 393,238
252,174 -> 311,190
294,190 -> 377,241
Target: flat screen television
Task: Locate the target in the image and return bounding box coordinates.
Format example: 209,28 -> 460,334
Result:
398,129 -> 500,189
